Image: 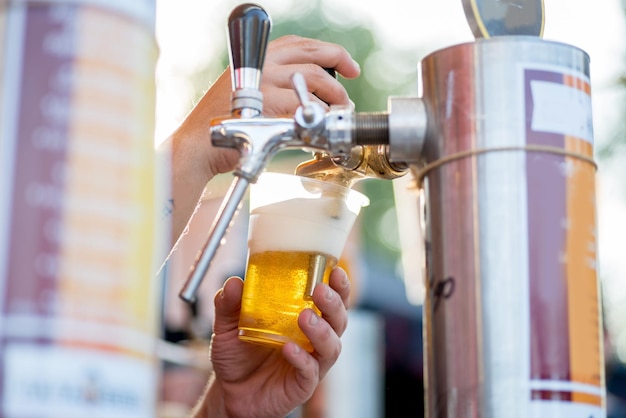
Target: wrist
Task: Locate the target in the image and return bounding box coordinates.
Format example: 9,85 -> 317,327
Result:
189,372 -> 228,418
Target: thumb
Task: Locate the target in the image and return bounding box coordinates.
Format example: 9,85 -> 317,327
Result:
212,276 -> 244,335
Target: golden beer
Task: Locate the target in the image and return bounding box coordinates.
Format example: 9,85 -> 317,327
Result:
238,173 -> 368,352
239,250 -> 337,352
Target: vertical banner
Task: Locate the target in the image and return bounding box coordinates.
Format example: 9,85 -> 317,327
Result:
0,2 -> 160,417
525,67 -> 604,416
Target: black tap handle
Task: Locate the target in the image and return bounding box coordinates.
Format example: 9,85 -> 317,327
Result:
228,3 -> 271,90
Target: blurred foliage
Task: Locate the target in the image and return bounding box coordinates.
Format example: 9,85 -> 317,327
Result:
596,2 -> 626,161
596,73 -> 626,160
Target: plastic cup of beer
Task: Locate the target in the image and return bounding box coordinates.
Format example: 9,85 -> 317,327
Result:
238,172 -> 369,352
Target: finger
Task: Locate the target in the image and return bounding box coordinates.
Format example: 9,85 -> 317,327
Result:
263,58 -> 352,106
328,267 -> 351,309
312,282 -> 348,338
295,64 -> 351,106
267,35 -> 360,80
261,64 -> 343,109
212,276 -> 244,335
259,85 -> 300,116
298,308 -> 341,380
260,87 -> 330,117
281,342 -> 319,398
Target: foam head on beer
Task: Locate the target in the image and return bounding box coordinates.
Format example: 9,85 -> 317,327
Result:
238,172 -> 369,352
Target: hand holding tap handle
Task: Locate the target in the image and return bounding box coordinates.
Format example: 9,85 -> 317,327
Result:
179,4 -> 427,303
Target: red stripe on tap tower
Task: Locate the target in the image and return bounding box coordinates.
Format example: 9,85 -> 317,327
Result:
525,68 -> 603,409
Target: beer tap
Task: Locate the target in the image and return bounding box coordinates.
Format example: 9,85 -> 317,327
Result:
295,72 -> 414,188
179,3 -> 427,302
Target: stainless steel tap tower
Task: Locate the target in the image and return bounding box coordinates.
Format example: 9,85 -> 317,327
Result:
181,2 -> 606,416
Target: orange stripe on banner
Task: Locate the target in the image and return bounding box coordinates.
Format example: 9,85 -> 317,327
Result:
565,137 -> 594,159
59,339 -> 149,360
564,74 -> 591,95
565,135 -> 604,393
572,392 -> 604,407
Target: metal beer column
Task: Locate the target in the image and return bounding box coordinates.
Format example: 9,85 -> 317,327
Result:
414,0 -> 606,416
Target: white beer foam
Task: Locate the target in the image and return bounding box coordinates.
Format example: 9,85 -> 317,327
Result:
248,196 -> 358,257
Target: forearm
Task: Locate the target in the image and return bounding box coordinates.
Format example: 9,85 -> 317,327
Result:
162,132 -> 211,246
160,70 -> 239,246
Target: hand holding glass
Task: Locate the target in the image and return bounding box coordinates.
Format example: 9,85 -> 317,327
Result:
238,172 -> 369,352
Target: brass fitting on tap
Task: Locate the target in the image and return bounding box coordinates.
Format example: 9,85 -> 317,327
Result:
295,145 -> 409,188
